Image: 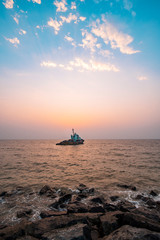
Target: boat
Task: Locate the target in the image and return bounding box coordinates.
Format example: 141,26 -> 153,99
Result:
56,129 -> 84,145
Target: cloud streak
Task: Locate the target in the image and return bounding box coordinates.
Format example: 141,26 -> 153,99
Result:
41,58 -> 119,72
92,19 -> 140,55
5,37 -> 20,47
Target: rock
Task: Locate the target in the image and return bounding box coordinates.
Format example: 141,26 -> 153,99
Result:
42,223 -> 86,240
40,210 -> 67,218
116,200 -> 136,212
83,225 -> 99,240
121,212 -> 160,232
110,196 -> 119,202
117,184 -> 137,191
132,206 -> 160,222
104,203 -> 118,212
26,214 -> 88,238
39,185 -> 52,195
102,225 -> 160,240
17,209 -> 32,218
16,236 -> 39,240
0,191 -> 7,197
89,206 -> 105,214
0,220 -> 30,240
49,193 -> 72,209
150,190 -> 158,197
90,197 -> 104,204
100,211 -> 122,236
67,203 -> 89,213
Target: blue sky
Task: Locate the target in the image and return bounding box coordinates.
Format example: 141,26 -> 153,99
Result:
0,0 -> 160,139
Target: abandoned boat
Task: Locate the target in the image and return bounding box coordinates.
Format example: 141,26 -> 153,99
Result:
56,129 -> 84,145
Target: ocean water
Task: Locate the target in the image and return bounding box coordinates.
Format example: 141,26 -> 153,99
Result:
0,139 -> 160,226
0,139 -> 160,192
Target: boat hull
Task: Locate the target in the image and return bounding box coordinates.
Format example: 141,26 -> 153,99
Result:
56,139 -> 84,145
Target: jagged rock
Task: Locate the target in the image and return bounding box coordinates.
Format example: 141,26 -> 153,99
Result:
89,206 -> 105,213
150,190 -> 158,197
100,211 -> 122,236
121,212 -> 160,232
42,223 -> 86,240
0,191 -> 7,197
116,200 -> 136,212
25,214 -> 88,238
117,184 -> 137,191
101,225 -> 160,240
110,196 -> 119,202
90,197 -> 104,204
104,203 -> 118,212
16,236 -> 39,240
39,185 -> 53,195
67,203 -> 89,213
83,225 -> 99,240
17,209 -> 32,218
40,210 -> 67,218
0,220 -> 30,240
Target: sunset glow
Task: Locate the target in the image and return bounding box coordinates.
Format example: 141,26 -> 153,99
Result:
0,0 -> 160,139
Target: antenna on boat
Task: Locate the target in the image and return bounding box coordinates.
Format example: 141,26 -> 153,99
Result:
72,128 -> 74,135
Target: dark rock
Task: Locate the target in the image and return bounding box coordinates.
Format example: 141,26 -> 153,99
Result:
102,225 -> 160,240
117,184 -> 137,191
117,200 -> 136,212
16,236 -> 39,240
150,190 -> 158,197
0,225 -> 7,230
100,211 -> 122,236
0,220 -> 30,240
49,193 -> 72,209
121,212 -> 160,232
26,214 -> 88,238
67,203 -> 89,213
89,206 -> 105,213
40,210 -> 67,218
91,197 -> 104,204
0,191 -> 7,197
59,193 -> 72,204
42,223 -> 86,240
17,209 -> 32,218
78,193 -> 88,199
39,185 -> 52,195
104,203 -> 118,212
83,225 -> 99,240
132,206 -> 160,222
110,196 -> 119,202
89,188 -> 95,194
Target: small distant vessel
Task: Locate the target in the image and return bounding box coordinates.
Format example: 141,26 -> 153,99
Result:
56,129 -> 84,145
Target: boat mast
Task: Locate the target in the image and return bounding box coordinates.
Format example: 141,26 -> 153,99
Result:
72,128 -> 74,135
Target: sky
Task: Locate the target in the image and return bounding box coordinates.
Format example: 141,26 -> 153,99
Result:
0,0 -> 160,139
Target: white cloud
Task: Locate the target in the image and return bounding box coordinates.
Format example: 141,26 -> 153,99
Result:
92,19 -> 140,55
19,29 -> 26,35
48,18 -> 63,34
99,49 -> 113,58
60,13 -> 77,23
138,76 -> 147,81
54,0 -> 67,12
41,61 -> 57,68
5,37 -> 20,47
79,30 -> 99,52
3,0 -> 14,9
32,0 -> 41,3
123,0 -> 133,11
13,16 -> 19,24
64,35 -> 76,46
71,2 -> 76,10
79,16 -> 86,21
41,58 -> 119,72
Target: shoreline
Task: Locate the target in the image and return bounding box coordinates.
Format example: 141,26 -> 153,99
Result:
0,184 -> 160,239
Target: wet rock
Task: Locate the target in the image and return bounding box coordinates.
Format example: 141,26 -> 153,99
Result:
39,185 -> 53,195
16,236 -> 39,240
0,225 -> 7,230
89,206 -> 105,214
40,210 -> 67,218
100,211 -> 122,236
104,203 -> 118,212
110,196 -> 119,202
0,191 -> 7,197
83,225 -> 99,240
67,203 -> 89,213
90,197 -> 104,204
132,206 -> 160,222
150,190 -> 158,197
117,184 -> 136,191
0,220 -> 30,240
26,214 -> 88,238
121,212 -> 160,232
42,223 -> 86,240
116,200 -> 136,212
102,225 -> 160,240
17,209 -> 32,218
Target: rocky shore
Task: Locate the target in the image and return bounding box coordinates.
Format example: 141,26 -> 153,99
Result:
0,184 -> 160,240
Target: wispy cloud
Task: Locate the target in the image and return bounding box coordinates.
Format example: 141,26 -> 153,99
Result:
71,2 -> 76,10
64,35 -> 76,46
19,29 -> 27,35
3,0 -> 14,9
137,76 -> 148,81
32,0 -> 41,3
79,30 -> 100,52
99,49 -> 113,58
13,14 -> 20,24
92,18 -> 140,55
54,0 -> 67,12
123,0 -> 133,11
79,16 -> 86,21
5,37 -> 20,47
60,13 -> 77,23
48,18 -> 63,34
41,58 -> 119,72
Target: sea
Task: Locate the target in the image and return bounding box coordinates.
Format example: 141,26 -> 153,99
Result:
0,139 -> 160,225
